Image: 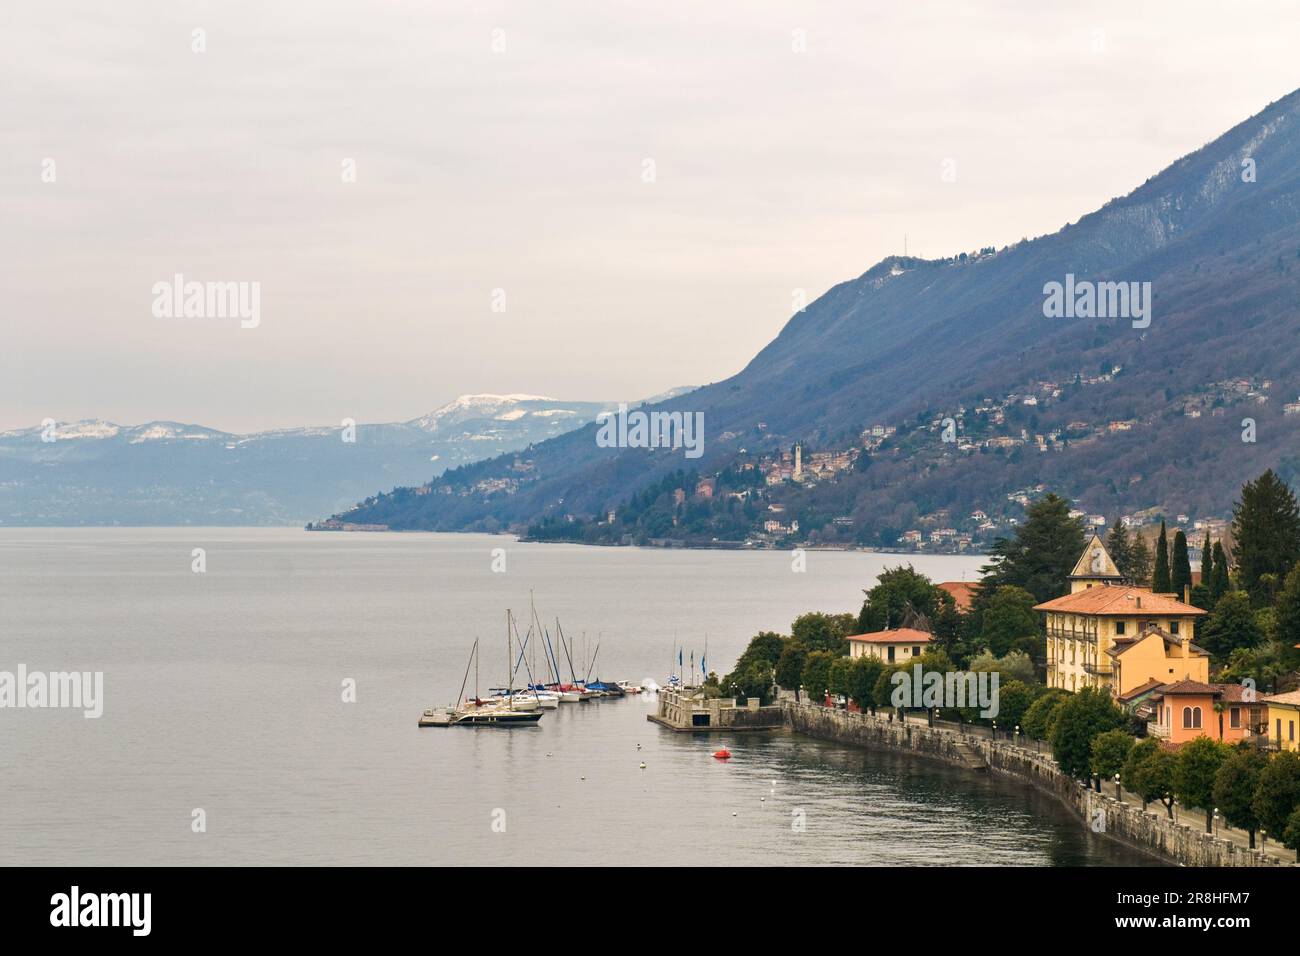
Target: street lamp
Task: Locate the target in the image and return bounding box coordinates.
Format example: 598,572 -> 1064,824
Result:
1114,772 -> 1121,800
992,719 -> 997,740
1213,808 -> 1220,837
1015,725 -> 1021,746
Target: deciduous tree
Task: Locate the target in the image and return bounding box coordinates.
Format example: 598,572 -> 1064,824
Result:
1252,750 -> 1300,839
1213,747 -> 1268,848
1050,686 -> 1126,783
1090,729 -> 1134,783
1175,736 -> 1229,833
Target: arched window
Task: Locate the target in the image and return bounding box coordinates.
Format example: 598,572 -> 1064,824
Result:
1182,706 -> 1202,729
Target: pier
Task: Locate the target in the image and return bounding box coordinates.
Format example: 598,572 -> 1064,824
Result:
648,685 -> 783,732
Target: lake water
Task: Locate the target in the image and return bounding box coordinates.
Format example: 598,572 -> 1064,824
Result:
0,528 -> 1154,865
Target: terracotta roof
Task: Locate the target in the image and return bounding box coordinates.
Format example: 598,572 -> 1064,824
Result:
1105,625 -> 1208,659
937,581 -> 978,613
1153,679 -> 1220,697
1117,679 -> 1167,702
1218,685 -> 1260,703
1262,690 -> 1300,707
1035,585 -> 1206,617
846,627 -> 933,645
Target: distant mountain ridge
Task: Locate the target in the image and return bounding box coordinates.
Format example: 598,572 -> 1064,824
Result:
0,390 -> 693,526
329,88 -> 1300,541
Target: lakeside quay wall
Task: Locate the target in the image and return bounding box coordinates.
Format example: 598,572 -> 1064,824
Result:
783,701 -> 1288,868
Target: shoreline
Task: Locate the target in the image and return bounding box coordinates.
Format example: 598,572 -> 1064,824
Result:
305,524 -> 993,556
783,701 -> 1291,868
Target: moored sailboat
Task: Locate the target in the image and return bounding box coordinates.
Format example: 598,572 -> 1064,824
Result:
418,615 -> 544,727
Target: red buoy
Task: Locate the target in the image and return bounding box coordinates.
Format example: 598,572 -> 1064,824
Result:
712,748 -> 732,760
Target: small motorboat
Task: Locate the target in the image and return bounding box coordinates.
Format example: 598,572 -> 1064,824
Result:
712,748 -> 732,760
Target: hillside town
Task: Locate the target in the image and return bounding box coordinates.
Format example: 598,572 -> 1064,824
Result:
516,365 -> 1256,550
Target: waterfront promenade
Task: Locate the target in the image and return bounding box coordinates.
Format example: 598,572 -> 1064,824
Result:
786,701 -> 1297,867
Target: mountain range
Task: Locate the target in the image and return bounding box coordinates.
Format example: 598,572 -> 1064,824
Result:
0,390 -> 691,526
328,88 -> 1300,545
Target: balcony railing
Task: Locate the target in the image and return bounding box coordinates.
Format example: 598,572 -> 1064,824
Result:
1147,721 -> 1169,739
1082,662 -> 1113,676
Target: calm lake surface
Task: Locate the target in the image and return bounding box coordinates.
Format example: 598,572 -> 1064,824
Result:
0,529 -> 1154,865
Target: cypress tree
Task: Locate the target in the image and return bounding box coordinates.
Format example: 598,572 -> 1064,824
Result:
1152,520 -> 1172,593
1211,541 -> 1231,600
1171,530 -> 1192,599
1201,530 -> 1213,585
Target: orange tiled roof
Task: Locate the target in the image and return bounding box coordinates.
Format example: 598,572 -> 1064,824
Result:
1035,585 -> 1205,617
1105,625 -> 1208,659
1263,690 -> 1300,707
846,627 -> 933,645
1117,678 -> 1167,702
937,582 -> 978,613
1218,684 -> 1262,703
1153,679 -> 1220,697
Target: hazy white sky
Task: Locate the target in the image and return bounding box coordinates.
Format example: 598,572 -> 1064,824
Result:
4,1 -> 1299,431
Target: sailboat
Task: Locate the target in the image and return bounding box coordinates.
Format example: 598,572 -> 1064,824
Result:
536,604 -> 589,701
418,616 -> 543,727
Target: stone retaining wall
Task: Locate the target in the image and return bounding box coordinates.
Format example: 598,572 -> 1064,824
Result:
784,702 -> 1286,868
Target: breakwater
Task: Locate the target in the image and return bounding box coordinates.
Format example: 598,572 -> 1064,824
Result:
784,701 -> 1288,868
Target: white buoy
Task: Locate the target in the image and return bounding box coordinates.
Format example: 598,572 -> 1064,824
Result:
639,762 -> 646,769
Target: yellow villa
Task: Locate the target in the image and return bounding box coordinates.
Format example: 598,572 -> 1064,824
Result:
1037,534 -> 1208,697
847,627 -> 932,665
1262,690 -> 1300,752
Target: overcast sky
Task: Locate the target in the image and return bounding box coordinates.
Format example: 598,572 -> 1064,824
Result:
4,1 -> 1299,432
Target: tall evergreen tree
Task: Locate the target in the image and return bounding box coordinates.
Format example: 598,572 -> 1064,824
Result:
1129,536 -> 1153,586
1106,520 -> 1133,580
1201,530 -> 1213,584
977,493 -> 1086,606
1152,521 -> 1172,594
1232,470 -> 1300,606
1210,541 -> 1231,601
1171,530 -> 1192,599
